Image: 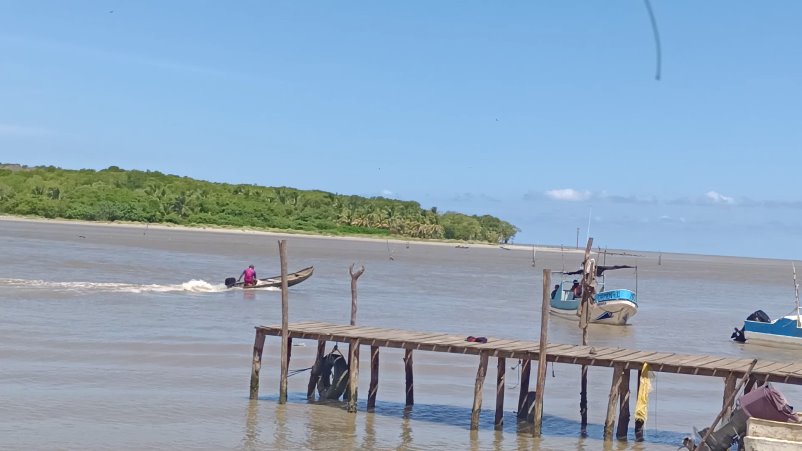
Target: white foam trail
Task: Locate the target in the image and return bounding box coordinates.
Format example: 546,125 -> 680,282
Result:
0,278 -> 229,293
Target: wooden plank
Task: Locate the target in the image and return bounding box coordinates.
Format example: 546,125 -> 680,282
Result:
616,368 -> 631,440
470,351 -> 490,430
517,359 -> 532,420
604,363 -> 625,439
249,330 -> 266,400
404,349 -> 414,406
612,351 -> 660,363
495,357 -> 506,430
367,345 -> 379,410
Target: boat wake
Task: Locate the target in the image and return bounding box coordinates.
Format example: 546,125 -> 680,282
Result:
0,278 -> 229,293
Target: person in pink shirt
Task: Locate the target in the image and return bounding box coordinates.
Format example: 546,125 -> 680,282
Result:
238,264 -> 257,287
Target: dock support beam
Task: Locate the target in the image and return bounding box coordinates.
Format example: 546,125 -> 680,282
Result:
249,329 -> 266,400
471,351 -> 489,430
404,349 -> 414,406
368,345 -> 379,410
616,368 -> 631,440
347,339 -> 360,412
307,340 -> 326,399
495,357 -> 506,430
516,359 -> 531,419
604,363 -> 625,440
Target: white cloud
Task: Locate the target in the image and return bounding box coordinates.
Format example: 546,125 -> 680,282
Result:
705,191 -> 735,205
381,189 -> 394,197
545,188 -> 592,202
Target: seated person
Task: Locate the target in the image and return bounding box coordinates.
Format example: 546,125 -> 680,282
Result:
550,284 -> 560,300
570,280 -> 582,299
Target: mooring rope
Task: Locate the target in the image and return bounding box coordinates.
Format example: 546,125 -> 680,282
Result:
288,366 -> 313,377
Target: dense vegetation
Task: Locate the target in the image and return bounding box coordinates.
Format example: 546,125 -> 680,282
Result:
0,164 -> 519,243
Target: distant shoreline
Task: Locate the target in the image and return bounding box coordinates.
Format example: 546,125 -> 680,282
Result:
0,214 -> 582,254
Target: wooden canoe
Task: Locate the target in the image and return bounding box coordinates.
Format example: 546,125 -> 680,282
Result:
226,266 -> 314,289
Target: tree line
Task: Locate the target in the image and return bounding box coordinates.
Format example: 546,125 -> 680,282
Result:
0,164 -> 519,243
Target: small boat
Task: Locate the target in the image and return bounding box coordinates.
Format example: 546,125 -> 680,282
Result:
550,265 -> 638,326
732,264 -> 802,348
224,266 -> 314,289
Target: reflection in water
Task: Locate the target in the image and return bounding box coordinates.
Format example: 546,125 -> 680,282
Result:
273,403 -> 288,450
399,407 -> 413,449
242,400 -> 260,451
361,411 -> 376,450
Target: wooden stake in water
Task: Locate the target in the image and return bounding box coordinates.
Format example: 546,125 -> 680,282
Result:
794,263 -> 800,328
278,240 -> 289,404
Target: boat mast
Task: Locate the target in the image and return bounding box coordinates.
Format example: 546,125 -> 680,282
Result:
794,263 -> 801,327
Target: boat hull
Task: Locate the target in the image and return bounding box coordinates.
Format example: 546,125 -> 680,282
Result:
550,288 -> 638,326
741,316 -> 802,348
227,266 -> 314,289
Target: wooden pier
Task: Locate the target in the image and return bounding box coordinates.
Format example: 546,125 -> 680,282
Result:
249,321 -> 802,437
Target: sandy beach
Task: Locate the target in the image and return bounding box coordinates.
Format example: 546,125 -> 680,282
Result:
0,214 -> 584,254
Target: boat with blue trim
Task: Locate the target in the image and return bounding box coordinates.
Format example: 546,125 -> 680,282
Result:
550,265 -> 639,326
732,264 -> 802,348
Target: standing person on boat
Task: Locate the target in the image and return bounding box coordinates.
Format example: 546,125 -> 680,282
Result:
238,265 -> 257,287
571,280 -> 582,299
551,284 -> 560,299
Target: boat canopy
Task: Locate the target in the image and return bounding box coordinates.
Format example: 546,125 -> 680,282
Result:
554,265 -> 636,277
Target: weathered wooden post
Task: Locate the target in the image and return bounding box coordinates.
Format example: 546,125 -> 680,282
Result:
278,239 -> 290,404
516,359 -> 532,419
349,264 -> 365,326
368,345 -> 380,410
604,363 -> 625,439
347,264 -> 365,412
404,349 -> 414,406
495,357 -> 506,430
579,237 -> 594,434
616,369 -> 632,440
307,340 -> 326,399
249,329 -> 266,399
533,269 -> 551,436
470,351 -> 489,430
347,338 -> 360,412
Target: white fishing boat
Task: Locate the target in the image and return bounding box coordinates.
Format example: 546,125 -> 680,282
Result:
732,264 -> 802,348
550,265 -> 639,326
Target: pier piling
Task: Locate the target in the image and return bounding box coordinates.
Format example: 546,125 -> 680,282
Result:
470,351 -> 489,430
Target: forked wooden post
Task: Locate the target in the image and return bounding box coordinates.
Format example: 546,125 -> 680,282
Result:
517,359 -> 531,419
307,340 -> 326,399
495,357 -> 506,430
470,351 -> 489,430
616,369 -> 632,440
345,264 -> 364,405
367,345 -> 380,410
579,237 -> 594,433
349,264 -> 365,326
604,363 -> 625,439
278,239 -> 290,404
249,329 -> 266,400
347,339 -> 360,412
533,269 -> 551,436
404,349 -> 414,406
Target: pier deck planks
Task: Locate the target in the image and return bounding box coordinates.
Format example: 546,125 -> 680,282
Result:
256,323 -> 802,384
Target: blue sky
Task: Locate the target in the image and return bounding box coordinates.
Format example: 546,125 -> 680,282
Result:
1,1 -> 801,259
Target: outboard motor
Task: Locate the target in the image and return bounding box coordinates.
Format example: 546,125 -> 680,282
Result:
691,384 -> 800,451
224,277 -> 236,288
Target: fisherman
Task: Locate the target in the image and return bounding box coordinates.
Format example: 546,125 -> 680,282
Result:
570,280 -> 582,299
551,284 -> 560,299
238,264 -> 257,287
